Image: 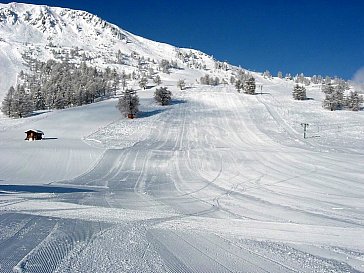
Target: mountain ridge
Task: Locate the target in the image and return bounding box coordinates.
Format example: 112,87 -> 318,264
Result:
0,2 -> 226,101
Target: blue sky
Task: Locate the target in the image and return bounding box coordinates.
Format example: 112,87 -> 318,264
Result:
2,0 -> 364,79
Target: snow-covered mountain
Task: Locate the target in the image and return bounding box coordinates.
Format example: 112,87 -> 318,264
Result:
0,2 -> 223,101
1,3 -> 364,272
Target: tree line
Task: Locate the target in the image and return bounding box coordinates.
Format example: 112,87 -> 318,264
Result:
1,60 -> 120,118
291,83 -> 363,111
322,83 -> 363,111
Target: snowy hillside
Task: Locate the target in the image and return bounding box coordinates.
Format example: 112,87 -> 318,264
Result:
1,84 -> 364,272
0,2 -> 364,273
0,2 -> 220,102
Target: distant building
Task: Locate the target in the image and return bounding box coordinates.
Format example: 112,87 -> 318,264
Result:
25,129 -> 44,141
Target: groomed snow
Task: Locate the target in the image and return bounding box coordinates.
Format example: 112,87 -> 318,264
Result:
1,3 -> 363,272
0,79 -> 363,272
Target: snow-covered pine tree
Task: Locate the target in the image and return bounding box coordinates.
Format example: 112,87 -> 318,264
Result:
139,77 -> 148,90
230,76 -> 236,85
11,85 -> 33,118
154,87 -> 172,105
243,77 -> 256,95
153,75 -> 162,85
200,74 -> 210,85
54,91 -> 66,109
322,83 -> 337,111
311,75 -> 318,84
325,76 -> 331,84
236,70 -> 250,83
295,73 -> 305,84
110,68 -> 119,95
120,70 -> 128,90
235,79 -> 242,92
277,71 -> 283,79
148,67 -> 155,79
292,84 -> 307,100
333,83 -> 344,110
263,70 -> 272,79
177,79 -> 186,90
285,73 -> 292,80
159,59 -> 171,74
1,86 -> 15,117
32,86 -> 46,110
212,77 -> 220,86
117,89 -> 139,118
345,91 -> 363,111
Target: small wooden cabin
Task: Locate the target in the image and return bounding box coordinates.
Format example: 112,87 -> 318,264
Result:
25,129 -> 44,141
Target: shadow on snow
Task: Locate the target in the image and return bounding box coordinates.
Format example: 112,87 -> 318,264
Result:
138,109 -> 165,118
170,99 -> 187,105
0,185 -> 95,194
138,100 -> 187,118
42,137 -> 58,140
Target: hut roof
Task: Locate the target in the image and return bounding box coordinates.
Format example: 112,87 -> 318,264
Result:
25,129 -> 44,134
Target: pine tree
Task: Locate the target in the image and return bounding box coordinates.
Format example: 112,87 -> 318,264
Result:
153,75 -> 162,85
212,77 -> 220,86
292,84 -> 307,100
54,92 -> 66,109
277,71 -> 283,79
116,50 -> 123,63
32,87 -> 46,110
285,73 -> 292,80
235,79 -> 242,92
177,79 -> 186,90
325,76 -> 331,84
120,70 -> 128,90
311,75 -> 318,84
1,86 -> 15,117
230,76 -> 236,85
200,74 -> 210,85
154,87 -> 172,105
334,83 -> 345,109
322,83 -> 337,111
117,89 -> 139,118
139,77 -> 148,90
263,70 -> 272,79
244,77 -> 256,95
345,91 -> 363,111
12,85 -> 33,118
111,68 -> 119,95
159,59 -> 171,74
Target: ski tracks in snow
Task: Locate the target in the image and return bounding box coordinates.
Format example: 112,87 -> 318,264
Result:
1,90 -> 364,272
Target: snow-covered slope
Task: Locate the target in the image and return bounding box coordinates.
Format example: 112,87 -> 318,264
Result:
0,2 -> 219,102
0,3 -> 364,272
0,85 -> 363,272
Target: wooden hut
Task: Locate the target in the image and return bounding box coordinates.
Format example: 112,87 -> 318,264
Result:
25,129 -> 44,141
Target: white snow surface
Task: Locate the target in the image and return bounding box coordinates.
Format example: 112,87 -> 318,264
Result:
0,2 -> 363,273
1,82 -> 363,272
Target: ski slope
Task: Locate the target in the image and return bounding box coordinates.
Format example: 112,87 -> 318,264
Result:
0,81 -> 363,272
0,2 -> 363,272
